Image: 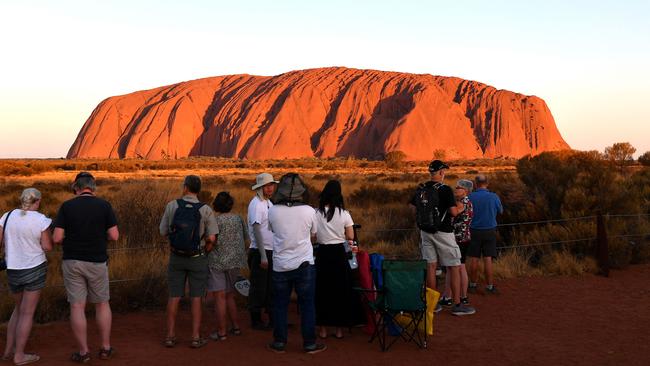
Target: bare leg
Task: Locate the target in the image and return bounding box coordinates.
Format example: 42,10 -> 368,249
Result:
442,268 -> 451,298
225,292 -> 240,331
319,326 -> 328,339
191,297 -> 202,339
426,262 -> 438,290
94,302 -> 112,350
70,302 -> 89,355
335,327 -> 343,338
13,290 -> 40,364
166,297 -> 181,338
460,264 -> 469,298
484,257 -> 494,286
3,293 -> 22,359
468,257 -> 479,284
215,291 -> 227,336
448,266 -> 461,304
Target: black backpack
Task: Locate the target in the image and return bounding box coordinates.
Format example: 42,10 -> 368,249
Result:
169,199 -> 204,253
414,182 -> 445,234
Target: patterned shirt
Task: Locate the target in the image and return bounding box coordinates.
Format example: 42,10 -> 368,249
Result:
208,213 -> 249,271
453,196 -> 473,244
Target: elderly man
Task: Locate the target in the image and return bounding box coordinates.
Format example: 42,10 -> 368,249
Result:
467,174 -> 503,294
247,173 -> 278,330
160,175 -> 218,348
53,172 -> 119,362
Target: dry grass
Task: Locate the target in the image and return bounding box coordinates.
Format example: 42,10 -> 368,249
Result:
0,161 -> 647,322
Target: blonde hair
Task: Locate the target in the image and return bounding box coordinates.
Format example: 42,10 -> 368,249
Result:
256,188 -> 266,201
20,188 -> 42,215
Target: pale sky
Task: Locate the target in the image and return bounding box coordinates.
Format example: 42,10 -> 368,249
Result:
0,0 -> 648,158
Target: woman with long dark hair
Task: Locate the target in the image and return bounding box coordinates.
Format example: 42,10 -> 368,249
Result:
314,180 -> 358,339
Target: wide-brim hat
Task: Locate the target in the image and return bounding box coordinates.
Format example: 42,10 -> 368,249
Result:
251,173 -> 279,190
275,173 -> 307,202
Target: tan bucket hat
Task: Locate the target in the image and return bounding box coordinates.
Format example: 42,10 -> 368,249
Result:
251,173 -> 279,190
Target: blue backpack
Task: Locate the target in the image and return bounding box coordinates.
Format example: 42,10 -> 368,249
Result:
169,199 -> 204,254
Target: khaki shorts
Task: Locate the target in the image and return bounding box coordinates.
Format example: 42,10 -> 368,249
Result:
62,260 -> 110,304
420,230 -> 461,267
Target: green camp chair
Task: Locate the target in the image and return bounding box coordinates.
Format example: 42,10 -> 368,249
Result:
359,259 -> 428,351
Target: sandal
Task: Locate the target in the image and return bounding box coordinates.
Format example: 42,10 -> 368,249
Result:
98,347 -> 115,360
229,328 -> 242,336
1,354 -> 12,361
163,336 -> 177,348
209,332 -> 227,341
14,354 -> 40,365
190,337 -> 208,349
70,352 -> 91,363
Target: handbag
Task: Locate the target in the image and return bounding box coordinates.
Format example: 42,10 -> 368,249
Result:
0,209 -> 15,271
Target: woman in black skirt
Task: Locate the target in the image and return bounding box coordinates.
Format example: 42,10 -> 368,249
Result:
314,180 -> 358,339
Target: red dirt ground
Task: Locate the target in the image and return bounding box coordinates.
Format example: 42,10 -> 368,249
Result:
3,265 -> 649,366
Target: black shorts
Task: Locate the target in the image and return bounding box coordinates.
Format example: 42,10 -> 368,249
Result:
468,229 -> 498,258
7,262 -> 48,293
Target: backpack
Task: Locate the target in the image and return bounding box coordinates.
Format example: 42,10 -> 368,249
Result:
168,199 -> 204,253
414,182 -> 445,234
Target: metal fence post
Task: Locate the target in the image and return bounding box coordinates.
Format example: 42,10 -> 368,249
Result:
596,213 -> 609,277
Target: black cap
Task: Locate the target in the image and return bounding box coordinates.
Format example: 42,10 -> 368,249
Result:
74,171 -> 95,181
428,160 -> 449,173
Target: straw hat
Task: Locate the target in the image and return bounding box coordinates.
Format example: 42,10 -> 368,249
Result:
251,173 -> 279,190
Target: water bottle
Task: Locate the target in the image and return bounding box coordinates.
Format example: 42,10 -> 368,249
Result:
348,241 -> 358,269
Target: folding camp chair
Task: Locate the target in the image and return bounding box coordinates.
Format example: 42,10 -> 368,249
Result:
358,259 -> 428,351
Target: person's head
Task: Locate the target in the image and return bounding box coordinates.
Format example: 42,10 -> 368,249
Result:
72,171 -> 96,195
455,179 -> 473,199
475,174 -> 489,188
20,188 -> 42,214
252,173 -> 278,200
213,191 -> 234,213
428,160 -> 449,182
319,180 -> 345,222
274,173 -> 308,206
183,175 -> 202,195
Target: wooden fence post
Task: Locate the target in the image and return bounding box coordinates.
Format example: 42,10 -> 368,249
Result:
596,213 -> 609,277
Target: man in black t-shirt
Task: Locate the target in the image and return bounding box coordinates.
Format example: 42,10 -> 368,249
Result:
410,160 -> 475,316
53,172 -> 119,362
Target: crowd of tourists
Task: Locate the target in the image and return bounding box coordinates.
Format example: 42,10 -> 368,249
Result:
0,159 -> 502,364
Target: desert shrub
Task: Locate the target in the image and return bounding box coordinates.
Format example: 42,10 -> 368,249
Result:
639,151 -> 650,167
348,184 -> 410,208
384,151 -> 407,170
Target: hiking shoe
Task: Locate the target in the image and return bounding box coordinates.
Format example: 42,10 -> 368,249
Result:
304,343 -> 327,354
485,285 -> 499,294
267,342 -> 286,354
451,304 -> 476,316
468,283 -> 478,294
438,297 -> 453,307
460,296 -> 470,305
434,303 -> 443,313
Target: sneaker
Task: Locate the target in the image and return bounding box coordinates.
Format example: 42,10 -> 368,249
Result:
485,285 -> 499,294
451,304 -> 476,316
438,297 -> 453,307
267,342 -> 286,354
434,303 -> 443,313
460,296 -> 470,305
304,343 -> 327,354
468,283 -> 478,294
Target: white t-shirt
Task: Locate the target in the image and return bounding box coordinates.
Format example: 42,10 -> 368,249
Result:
0,210 -> 51,270
268,204 -> 317,272
247,196 -> 274,250
315,207 -> 354,245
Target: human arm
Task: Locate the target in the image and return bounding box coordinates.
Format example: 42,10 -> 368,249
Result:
495,194 -> 504,215
107,225 -> 119,242
41,229 -> 53,252
253,224 -> 268,269
53,227 -> 65,245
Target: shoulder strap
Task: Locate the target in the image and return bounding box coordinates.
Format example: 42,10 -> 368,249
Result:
1,209 -> 16,249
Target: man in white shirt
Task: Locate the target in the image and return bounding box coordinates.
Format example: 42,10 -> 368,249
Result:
247,173 -> 278,330
266,173 -> 326,355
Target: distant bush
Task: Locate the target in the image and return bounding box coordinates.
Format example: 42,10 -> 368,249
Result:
384,151 -> 407,170
638,151 -> 650,167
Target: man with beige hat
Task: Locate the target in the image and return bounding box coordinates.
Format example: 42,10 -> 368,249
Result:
247,173 -> 278,330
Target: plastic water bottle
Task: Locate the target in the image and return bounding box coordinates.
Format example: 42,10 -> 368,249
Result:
348,241 -> 358,269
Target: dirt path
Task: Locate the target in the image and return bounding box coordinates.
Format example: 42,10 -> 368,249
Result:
4,265 -> 649,366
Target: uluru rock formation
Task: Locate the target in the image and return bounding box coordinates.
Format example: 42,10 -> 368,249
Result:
67,67 -> 569,160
